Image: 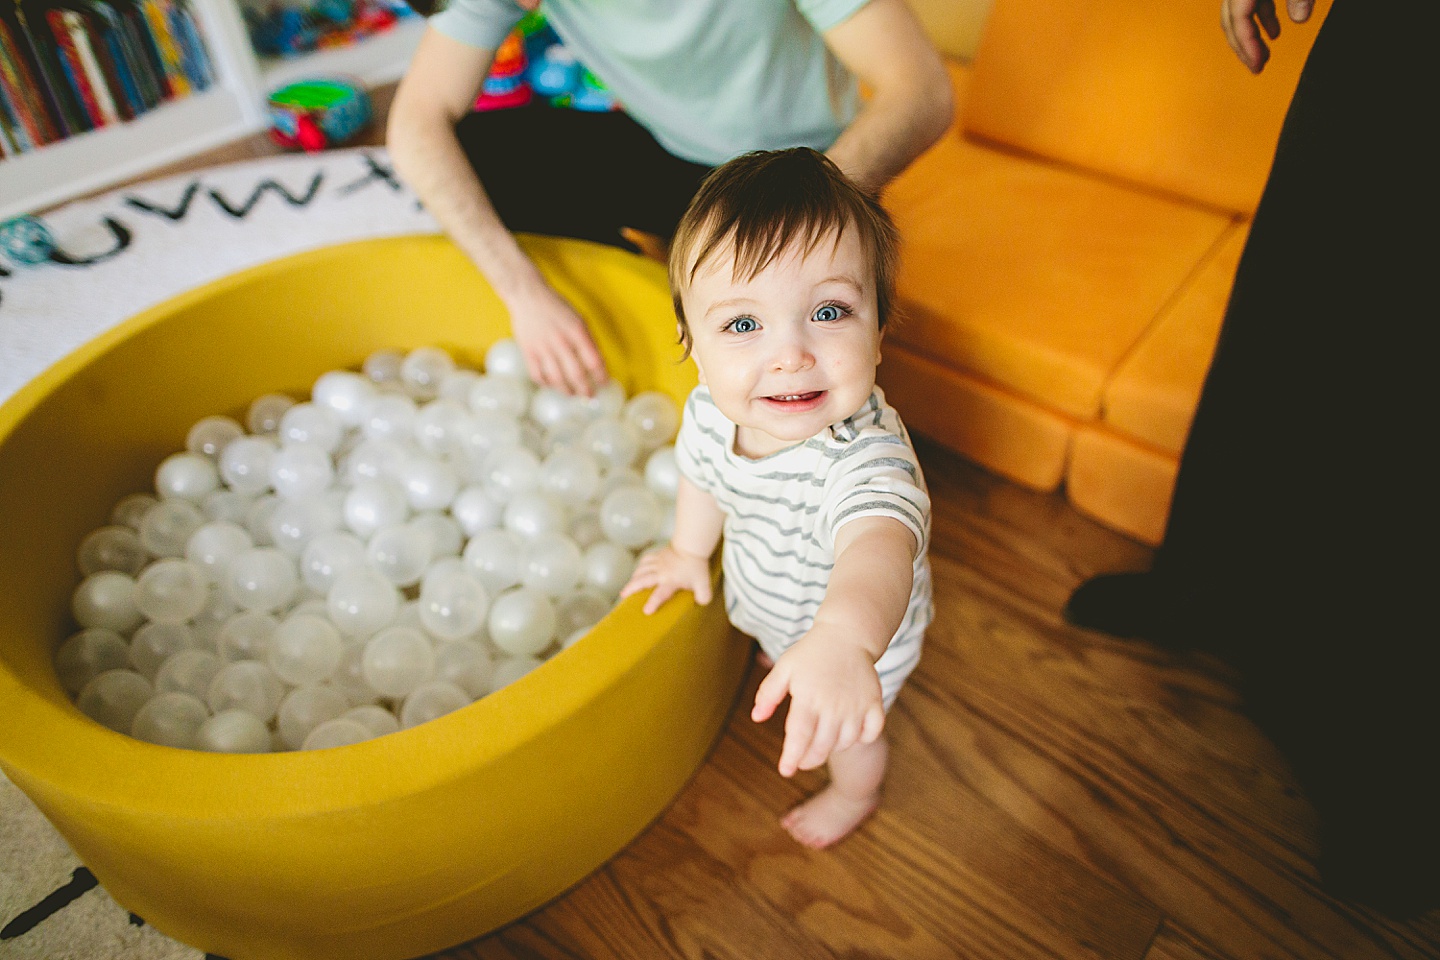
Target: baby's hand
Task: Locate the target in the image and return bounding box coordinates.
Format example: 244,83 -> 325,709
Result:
751,625 -> 885,777
619,545 -> 713,615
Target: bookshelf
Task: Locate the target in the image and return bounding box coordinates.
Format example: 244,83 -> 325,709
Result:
0,0 -> 423,220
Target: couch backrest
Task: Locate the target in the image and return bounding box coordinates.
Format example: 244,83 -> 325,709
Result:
963,0 -> 1328,214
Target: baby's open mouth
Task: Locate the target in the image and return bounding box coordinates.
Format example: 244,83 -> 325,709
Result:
765,391 -> 823,403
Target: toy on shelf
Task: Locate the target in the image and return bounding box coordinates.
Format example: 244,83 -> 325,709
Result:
244,0 -> 414,59
0,216 -> 58,267
267,79 -> 372,152
472,11 -> 619,114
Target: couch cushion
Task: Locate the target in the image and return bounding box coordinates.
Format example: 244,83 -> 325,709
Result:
886,132 -> 1231,421
1100,225 -> 1247,455
963,0 -> 1325,214
1067,425 -> 1178,546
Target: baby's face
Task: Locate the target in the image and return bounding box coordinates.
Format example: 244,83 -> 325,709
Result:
682,228 -> 882,458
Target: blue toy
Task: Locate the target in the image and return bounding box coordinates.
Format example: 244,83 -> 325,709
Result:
0,215 -> 57,266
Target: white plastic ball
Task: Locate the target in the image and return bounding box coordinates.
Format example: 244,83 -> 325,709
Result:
246,393 -> 296,435
503,491 -> 568,540
54,628 -> 131,695
215,611 -> 279,663
243,495 -> 280,546
185,520 -> 254,583
359,393 -> 419,443
529,387 -> 579,430
110,492 -> 159,531
197,708 -> 271,753
582,380 -> 626,419
397,455 -> 460,512
72,571 -> 144,634
206,659 -> 284,722
413,399 -> 472,457
595,466 -> 645,501
131,692 -> 209,748
520,532 -> 583,598
418,567 -> 489,641
278,402 -> 344,453
129,621 -> 197,678
138,498 -> 206,558
489,655 -> 543,693
155,452 -> 221,503
366,523 -> 433,588
487,586 -> 557,657
558,588 -> 612,636
569,510 -> 605,549
330,642 -> 382,707
312,370 -> 377,427
399,680 -> 470,729
327,567 -> 401,638
299,531 -> 367,594
134,558 -> 209,623
582,418 -> 642,472
186,415 -> 245,460
400,346 -> 456,400
219,436 -> 277,495
582,541 -> 637,597
363,348 -> 405,385
433,639 -> 494,699
268,444 -> 334,500
361,626 -> 436,698
343,478 -> 409,538
644,446 -> 680,500
154,649 -> 221,700
450,485 -> 503,537
266,495 -> 342,557
599,486 -> 664,549
225,547 -> 299,612
438,368 -> 481,405
483,339 -> 526,379
467,374 -> 529,420
268,613 -> 344,686
457,411 -> 524,466
77,669 -> 153,732
540,449 -> 602,505
276,684 -> 350,750
202,489 -> 254,525
343,704 -> 400,737
461,528 -> 523,593
481,444 -> 541,503
302,718 -> 373,750
410,512 -> 463,559
77,525 -> 148,578
623,391 -> 681,450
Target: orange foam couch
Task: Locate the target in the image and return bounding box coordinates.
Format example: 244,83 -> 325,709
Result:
881,0 -> 1327,544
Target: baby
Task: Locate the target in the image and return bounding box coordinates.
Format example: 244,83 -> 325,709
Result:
620,147 -> 933,848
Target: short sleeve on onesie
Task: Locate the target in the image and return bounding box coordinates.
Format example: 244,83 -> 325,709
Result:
674,386 -> 932,709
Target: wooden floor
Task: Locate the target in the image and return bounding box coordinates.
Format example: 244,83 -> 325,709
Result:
72,103 -> 1439,960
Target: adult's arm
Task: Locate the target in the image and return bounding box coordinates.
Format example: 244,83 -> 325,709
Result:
1221,0 -> 1315,74
386,26 -> 608,395
821,0 -> 955,195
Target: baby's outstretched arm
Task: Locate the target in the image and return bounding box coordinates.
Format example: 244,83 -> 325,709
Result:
620,475 -> 724,615
752,516 -> 917,776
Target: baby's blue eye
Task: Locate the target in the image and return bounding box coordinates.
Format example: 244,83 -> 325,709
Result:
814,304 -> 843,323
729,317 -> 759,334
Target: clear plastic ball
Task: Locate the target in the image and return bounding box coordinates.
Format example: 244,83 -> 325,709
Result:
247,393 -> 296,435
520,532 -> 583,598
558,588 -> 612,636
450,485 -> 503,536
582,541 -> 637,597
197,708 -> 271,753
138,498 -> 206,558
202,489 -> 254,525
72,571 -> 144,634
215,611 -> 279,663
540,449 -> 602,505
54,627 -> 131,695
268,444 -> 334,500
268,613 -> 344,686
529,387 -> 579,430
489,655 -> 543,693
329,641 -> 381,706
503,491 -> 568,540
302,718 -> 373,750
206,659 -> 284,722
582,418 -> 642,472
299,531 -> 367,594
413,399 -> 472,457
399,680 -> 470,729
312,370 -> 377,427
131,691 -> 209,748
400,346 -> 456,401
582,379 -> 626,420
362,626 -> 436,698
276,684 -> 349,750
438,368 -> 481,405
481,444 -> 541,503
225,547 -> 299,612
185,520 -> 254,583
433,639 -> 494,699
77,669 -> 153,732
410,512 -> 463,559
644,446 -> 680,500
418,567 -> 489,641
77,525 -> 148,578
219,436 -> 277,495
457,410 -> 523,463
278,402 -> 344,453
243,495 -> 281,546
366,523 -> 433,588
135,558 -> 209,623
461,528 -> 523,594
487,586 -> 557,657
483,339 -> 526,380
359,393 -> 419,443
343,478 -> 409,538
363,348 -> 405,385
623,391 -> 680,450
397,455 -> 460,512
154,649 -> 221,700
343,704 -> 400,738
129,621 -> 198,677
266,494 -> 342,557
327,567 -> 401,638
599,486 -> 664,549
155,452 -> 221,502
595,466 -> 645,501
569,510 -> 605,549
186,415 -> 245,460
110,492 -> 159,531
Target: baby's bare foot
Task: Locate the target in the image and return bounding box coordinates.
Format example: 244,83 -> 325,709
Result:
780,786 -> 878,849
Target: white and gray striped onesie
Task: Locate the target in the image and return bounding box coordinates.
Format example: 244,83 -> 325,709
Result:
674,386 -> 932,708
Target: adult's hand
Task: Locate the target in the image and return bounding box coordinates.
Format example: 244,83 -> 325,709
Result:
1222,0 -> 1314,74
504,279 -> 608,396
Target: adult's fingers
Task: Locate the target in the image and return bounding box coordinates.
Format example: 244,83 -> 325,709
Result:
1286,0 -> 1312,24
1221,0 -> 1269,73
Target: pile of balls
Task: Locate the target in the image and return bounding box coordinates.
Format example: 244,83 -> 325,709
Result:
56,341 -> 682,753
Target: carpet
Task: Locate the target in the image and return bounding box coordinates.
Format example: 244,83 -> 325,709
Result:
0,148 -> 440,960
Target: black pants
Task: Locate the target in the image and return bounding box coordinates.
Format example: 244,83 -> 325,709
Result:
454,104 -> 714,252
1148,0 -> 1434,906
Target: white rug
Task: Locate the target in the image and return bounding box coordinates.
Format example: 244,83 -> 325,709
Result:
0,148 -> 440,960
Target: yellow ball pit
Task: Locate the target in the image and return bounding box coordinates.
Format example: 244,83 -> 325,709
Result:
0,235 -> 748,960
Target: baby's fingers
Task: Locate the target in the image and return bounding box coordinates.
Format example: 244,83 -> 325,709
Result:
859,704 -> 886,744
641,582 -> 680,615
751,665 -> 790,724
778,705 -> 818,778
797,713 -> 840,772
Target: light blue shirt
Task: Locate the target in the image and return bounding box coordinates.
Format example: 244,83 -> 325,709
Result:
428,0 -> 869,166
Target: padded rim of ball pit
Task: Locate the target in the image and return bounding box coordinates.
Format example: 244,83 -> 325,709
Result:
0,234 -> 749,960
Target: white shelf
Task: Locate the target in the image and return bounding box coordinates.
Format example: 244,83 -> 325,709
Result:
0,1 -> 423,221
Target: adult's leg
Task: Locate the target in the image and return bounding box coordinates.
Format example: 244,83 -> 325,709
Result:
453,105 -> 712,251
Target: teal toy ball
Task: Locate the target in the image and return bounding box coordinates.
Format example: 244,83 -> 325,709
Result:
0,215 -> 57,266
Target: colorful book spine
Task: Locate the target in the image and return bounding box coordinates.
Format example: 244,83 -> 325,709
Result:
47,7 -> 107,129
83,2 -> 138,120
0,70 -> 31,152
166,0 -> 208,90
64,9 -> 121,124
0,19 -> 50,144
6,2 -> 75,138
139,0 -> 187,97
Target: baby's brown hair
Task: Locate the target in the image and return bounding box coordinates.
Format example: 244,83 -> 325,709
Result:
669,147 -> 900,357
